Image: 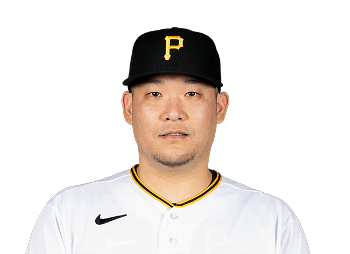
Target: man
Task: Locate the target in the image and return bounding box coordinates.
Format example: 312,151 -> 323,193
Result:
26,27 -> 309,254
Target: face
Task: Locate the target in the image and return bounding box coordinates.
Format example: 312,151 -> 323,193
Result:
122,74 -> 229,168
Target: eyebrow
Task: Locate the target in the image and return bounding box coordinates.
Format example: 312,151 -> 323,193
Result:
184,78 -> 203,84
143,78 -> 163,84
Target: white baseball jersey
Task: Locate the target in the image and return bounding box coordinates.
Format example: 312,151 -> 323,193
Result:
26,165 -> 309,254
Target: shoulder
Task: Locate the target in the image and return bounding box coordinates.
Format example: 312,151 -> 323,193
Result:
217,174 -> 299,223
46,169 -> 132,207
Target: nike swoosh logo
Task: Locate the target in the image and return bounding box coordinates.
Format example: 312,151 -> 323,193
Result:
95,214 -> 127,225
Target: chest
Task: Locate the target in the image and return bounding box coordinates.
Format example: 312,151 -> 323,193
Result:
63,204 -> 278,254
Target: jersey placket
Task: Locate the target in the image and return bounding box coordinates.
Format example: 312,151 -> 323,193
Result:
159,207 -> 185,254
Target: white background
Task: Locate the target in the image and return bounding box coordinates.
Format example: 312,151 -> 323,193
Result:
0,0 -> 350,254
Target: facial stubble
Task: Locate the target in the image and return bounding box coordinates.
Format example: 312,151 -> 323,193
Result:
151,151 -> 196,168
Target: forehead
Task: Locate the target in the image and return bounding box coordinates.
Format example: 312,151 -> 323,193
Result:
133,73 -> 215,90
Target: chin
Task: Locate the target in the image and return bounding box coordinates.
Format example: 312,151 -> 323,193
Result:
152,152 -> 196,168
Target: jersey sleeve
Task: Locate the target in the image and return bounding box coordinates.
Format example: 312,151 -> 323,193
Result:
26,201 -> 67,254
280,220 -> 310,254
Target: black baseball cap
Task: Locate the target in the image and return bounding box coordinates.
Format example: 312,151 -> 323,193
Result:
123,27 -> 223,92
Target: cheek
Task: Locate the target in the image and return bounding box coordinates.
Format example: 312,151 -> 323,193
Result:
137,104 -> 159,124
190,104 -> 217,133
132,104 -> 159,138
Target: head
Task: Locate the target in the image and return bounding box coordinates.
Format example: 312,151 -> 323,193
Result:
122,28 -> 229,169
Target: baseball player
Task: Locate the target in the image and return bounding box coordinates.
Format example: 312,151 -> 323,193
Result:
26,27 -> 310,254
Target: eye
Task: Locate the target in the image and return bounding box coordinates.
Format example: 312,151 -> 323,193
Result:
147,92 -> 160,97
186,92 -> 200,97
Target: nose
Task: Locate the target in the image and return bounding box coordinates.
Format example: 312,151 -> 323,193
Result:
160,97 -> 188,121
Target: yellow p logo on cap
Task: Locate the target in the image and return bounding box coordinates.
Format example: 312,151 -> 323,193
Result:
164,36 -> 184,60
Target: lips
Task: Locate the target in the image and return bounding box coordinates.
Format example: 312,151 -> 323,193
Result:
160,132 -> 188,141
160,130 -> 188,137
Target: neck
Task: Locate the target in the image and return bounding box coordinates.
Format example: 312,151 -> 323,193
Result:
136,158 -> 212,204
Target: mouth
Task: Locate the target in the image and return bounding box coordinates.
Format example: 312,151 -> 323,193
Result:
160,130 -> 188,139
162,133 -> 187,136
161,130 -> 188,136
160,135 -> 188,141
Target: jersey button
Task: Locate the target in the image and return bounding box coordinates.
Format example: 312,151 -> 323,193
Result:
171,213 -> 179,219
170,237 -> 177,244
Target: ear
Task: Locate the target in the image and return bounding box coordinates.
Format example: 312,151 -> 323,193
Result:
216,92 -> 229,124
122,91 -> 133,125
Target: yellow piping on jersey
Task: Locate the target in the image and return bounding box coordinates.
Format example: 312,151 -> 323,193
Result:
130,164 -> 222,209
174,170 -> 221,207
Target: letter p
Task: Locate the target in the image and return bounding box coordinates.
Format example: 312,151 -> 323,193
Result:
164,36 -> 184,60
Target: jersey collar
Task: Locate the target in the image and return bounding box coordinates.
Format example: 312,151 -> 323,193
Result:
130,164 -> 222,209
